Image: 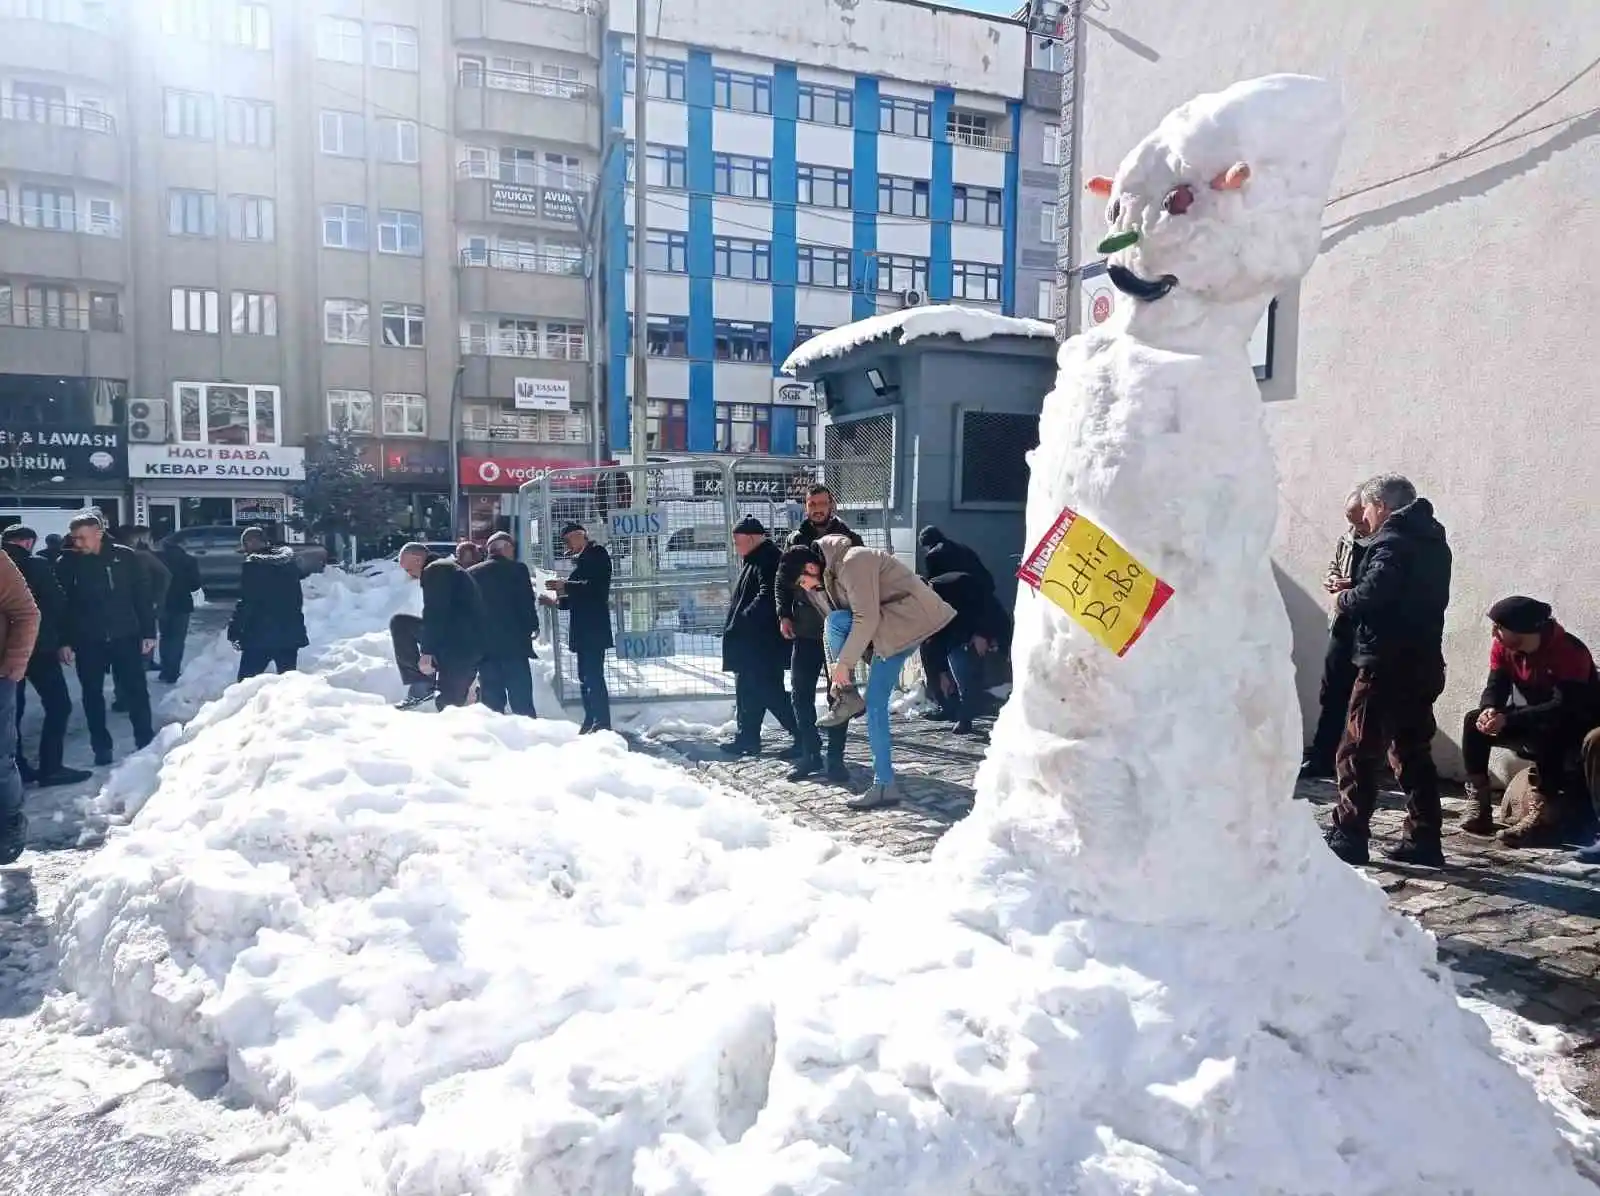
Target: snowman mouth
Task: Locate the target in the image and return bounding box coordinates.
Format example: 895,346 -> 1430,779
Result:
1108,264 -> 1178,303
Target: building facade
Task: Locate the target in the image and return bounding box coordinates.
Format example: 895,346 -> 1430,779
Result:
1062,0 -> 1600,769
603,0 -> 1028,461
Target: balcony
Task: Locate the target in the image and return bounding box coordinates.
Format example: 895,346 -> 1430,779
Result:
461,409 -> 593,447
455,66 -> 599,147
458,249 -> 586,319
457,343 -> 589,409
947,127 -> 1014,153
454,167 -> 587,232
452,0 -> 596,57
0,10 -> 119,80
0,213 -> 126,283
0,100 -> 122,184
0,302 -> 126,377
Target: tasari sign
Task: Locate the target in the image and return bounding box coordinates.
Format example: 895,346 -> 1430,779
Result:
128,444 -> 307,481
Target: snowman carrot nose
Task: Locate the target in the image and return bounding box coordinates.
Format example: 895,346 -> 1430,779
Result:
1097,229 -> 1139,254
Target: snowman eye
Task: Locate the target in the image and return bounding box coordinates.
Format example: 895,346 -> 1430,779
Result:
1106,199 -> 1121,224
1162,185 -> 1195,215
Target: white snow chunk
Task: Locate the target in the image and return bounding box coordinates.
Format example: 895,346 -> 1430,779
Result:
781,304 -> 1054,375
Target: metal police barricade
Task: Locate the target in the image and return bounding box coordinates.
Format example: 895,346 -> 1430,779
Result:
724,456 -> 896,552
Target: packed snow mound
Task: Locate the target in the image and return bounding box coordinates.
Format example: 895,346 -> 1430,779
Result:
782,305 -> 1053,375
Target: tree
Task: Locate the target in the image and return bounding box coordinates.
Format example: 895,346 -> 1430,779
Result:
291,424 -> 401,549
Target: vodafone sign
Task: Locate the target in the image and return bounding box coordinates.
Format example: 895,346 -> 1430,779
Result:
460,455 -> 587,489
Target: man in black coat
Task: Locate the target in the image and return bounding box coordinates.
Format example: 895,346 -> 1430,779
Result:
1,526 -> 90,786
468,532 -> 539,717
229,527 -> 310,682
539,522 -> 612,734
55,513 -> 156,765
1325,475 -> 1453,868
156,533 -> 203,683
392,543 -> 484,710
779,485 -> 862,782
721,516 -> 800,758
921,570 -> 1004,736
917,526 -> 1000,715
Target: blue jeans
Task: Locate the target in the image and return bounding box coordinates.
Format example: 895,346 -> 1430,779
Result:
946,641 -> 980,721
0,678 -> 24,860
825,610 -> 912,785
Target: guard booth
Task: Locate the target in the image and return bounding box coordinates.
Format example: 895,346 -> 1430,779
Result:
519,456 -> 895,709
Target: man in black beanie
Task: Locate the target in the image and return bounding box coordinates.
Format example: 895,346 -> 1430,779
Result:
720,516 -> 800,758
1459,596 -> 1600,846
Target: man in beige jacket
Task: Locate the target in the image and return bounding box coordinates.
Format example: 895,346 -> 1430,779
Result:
0,546 -> 42,864
778,535 -> 954,809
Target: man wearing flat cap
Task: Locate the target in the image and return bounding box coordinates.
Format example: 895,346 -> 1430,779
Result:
539,521 -> 612,733
720,516 -> 801,759
1460,596 -> 1600,847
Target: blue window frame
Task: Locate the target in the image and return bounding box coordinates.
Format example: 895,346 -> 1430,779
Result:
712,152 -> 772,200
877,174 -> 929,218
952,260 -> 1002,302
621,54 -> 686,101
712,236 -> 772,281
879,95 -> 931,139
627,313 -> 689,357
713,319 -> 773,363
874,254 -> 929,294
796,245 -> 852,289
626,228 -> 689,273
712,68 -> 771,114
625,142 -> 687,190
953,184 -> 1003,227
796,164 -> 851,209
797,82 -> 852,127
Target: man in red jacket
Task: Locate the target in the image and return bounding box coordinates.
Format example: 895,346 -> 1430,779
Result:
1460,596 -> 1600,847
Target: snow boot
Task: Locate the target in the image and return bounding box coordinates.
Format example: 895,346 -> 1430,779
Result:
395,680 -> 437,711
773,743 -> 804,762
1384,835 -> 1445,867
953,719 -> 975,736
718,738 -> 760,759
823,754 -> 851,786
786,754 -> 822,783
1460,775 -> 1496,835
1499,783 -> 1564,849
845,781 -> 900,811
0,810 -> 26,866
817,685 -> 866,729
1324,823 -> 1370,866
36,767 -> 93,789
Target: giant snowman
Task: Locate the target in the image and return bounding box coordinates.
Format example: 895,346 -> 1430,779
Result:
636,75 -> 1592,1196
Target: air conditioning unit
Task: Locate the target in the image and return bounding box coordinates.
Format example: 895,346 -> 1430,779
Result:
127,398 -> 169,443
900,289 -> 925,308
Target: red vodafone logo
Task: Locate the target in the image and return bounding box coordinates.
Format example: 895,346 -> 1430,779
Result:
476,460 -> 502,484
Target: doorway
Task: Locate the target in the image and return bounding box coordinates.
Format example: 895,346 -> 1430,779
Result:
148,501 -> 178,540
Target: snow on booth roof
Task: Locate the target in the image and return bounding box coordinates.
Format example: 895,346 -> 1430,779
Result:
781,304 -> 1055,376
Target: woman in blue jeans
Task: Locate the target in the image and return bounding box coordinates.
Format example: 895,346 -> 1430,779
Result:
779,536 -> 955,810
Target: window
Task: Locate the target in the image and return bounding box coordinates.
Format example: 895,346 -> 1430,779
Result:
875,254 -> 929,294
712,68 -> 771,114
947,110 -> 994,147
793,324 -> 830,351
797,164 -> 851,209
622,54 -> 686,101
540,63 -> 583,98
381,302 -> 424,348
713,153 -> 771,200
713,320 -> 772,364
713,236 -> 771,281
377,209 -> 422,255
952,261 -> 1002,303
163,89 -> 214,140
382,392 -> 426,436
321,203 -> 367,250
795,405 -> 815,454
86,197 -> 114,234
878,175 -> 929,218
227,3 -> 271,50
1042,122 -> 1061,167
543,322 -> 586,360
497,146 -> 539,184
543,153 -> 581,189
715,403 -> 771,453
958,409 -> 1037,505
461,145 -> 492,178
629,315 -> 688,358
167,189 -> 217,237
953,184 -> 1003,227
20,185 -> 75,231
227,195 -> 275,242
1040,202 -> 1057,243
543,240 -> 583,274
797,245 -> 852,289
161,0 -> 209,39
797,82 -> 852,127
879,95 -> 931,139
25,284 -> 76,329
378,118 -> 419,164
323,298 -> 369,345
627,228 -> 688,273
88,291 -> 119,332
1033,37 -> 1061,73
10,81 -> 66,124
224,98 -> 273,147
327,389 -> 374,434
372,23 -> 417,71
626,143 -> 687,190
317,16 -> 362,64
320,110 -> 364,157
231,291 -> 277,336
647,400 -> 688,452
1036,279 -> 1055,321
170,287 -> 220,333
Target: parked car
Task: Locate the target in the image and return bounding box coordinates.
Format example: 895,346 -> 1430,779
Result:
160,526 -> 328,597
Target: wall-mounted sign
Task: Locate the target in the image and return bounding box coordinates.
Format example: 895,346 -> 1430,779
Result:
616,629 -> 675,661
608,508 -> 661,539
461,454 -> 584,489
489,182 -> 541,217
127,444 -> 306,481
513,376 -> 572,412
541,187 -> 579,225
772,379 -> 816,406
1078,261 -> 1275,380
693,467 -> 805,500
0,425 -> 126,480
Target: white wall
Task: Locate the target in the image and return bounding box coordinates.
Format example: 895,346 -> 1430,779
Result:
1073,0 -> 1600,770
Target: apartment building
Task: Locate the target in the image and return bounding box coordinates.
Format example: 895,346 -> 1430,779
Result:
1017,13 -> 1065,322
603,0 -> 1028,464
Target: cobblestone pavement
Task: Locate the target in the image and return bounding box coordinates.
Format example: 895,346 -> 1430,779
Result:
639,709 -> 1600,1106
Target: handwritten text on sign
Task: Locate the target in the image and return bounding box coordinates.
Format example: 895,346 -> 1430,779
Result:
1016,507 -> 1173,657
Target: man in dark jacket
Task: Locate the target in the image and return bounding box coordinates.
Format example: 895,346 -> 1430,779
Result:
918,526 -> 995,594
1459,597 -> 1600,846
922,571 -> 1004,736
156,534 -> 203,683
1301,491 -> 1368,779
38,534 -> 63,565
468,532 -> 538,717
1325,476 -> 1453,868
55,513 -> 155,765
721,517 -> 800,758
539,522 -> 612,734
113,527 -> 170,710
392,543 -> 484,710
1,527 -> 89,787
779,485 -> 861,782
229,527 -> 309,682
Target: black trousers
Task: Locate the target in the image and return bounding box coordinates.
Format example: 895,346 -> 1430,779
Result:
575,648 -> 611,730
238,645 -> 299,682
390,614 -> 477,710
1462,707 -> 1594,798
1334,657 -> 1445,841
479,655 -> 536,717
158,610 -> 192,683
16,652 -> 72,776
920,638 -> 957,715
735,660 -> 798,745
76,637 -> 154,754
1306,617 -> 1358,767
791,636 -> 846,761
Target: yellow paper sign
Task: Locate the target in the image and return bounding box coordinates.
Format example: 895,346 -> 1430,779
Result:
1016,507 -> 1173,657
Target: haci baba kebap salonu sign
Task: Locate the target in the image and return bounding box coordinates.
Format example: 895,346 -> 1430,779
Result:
128,444 -> 307,481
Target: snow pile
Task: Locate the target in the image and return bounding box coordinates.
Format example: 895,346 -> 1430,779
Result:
781,305 -> 1054,375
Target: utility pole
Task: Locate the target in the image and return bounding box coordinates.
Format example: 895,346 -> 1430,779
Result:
630,0 -> 650,467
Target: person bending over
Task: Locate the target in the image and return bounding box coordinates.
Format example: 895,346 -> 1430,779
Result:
392,543 -> 484,710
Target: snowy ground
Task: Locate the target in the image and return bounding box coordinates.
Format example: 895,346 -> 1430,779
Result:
0,568 -> 1596,1193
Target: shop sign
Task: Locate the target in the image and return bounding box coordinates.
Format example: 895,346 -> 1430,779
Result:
489,182 -> 541,217
541,187 -> 579,224
381,440 -> 449,482
772,379 -> 815,406
0,424 -> 126,480
513,377 -> 572,412
460,454 -> 586,489
693,467 -> 804,500
128,443 -> 307,481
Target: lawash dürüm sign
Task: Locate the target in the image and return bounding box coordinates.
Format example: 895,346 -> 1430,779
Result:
0,425 -> 127,480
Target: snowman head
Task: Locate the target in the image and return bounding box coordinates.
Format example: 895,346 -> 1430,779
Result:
1087,74 -> 1345,308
